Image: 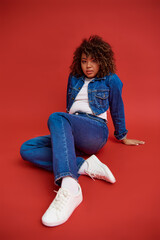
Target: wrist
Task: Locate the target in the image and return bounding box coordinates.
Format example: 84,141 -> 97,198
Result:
119,135 -> 127,141
119,137 -> 127,144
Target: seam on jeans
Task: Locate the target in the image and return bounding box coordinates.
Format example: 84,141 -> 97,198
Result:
115,130 -> 128,140
55,172 -> 78,179
77,158 -> 85,171
61,115 -> 71,173
95,137 -> 107,152
55,172 -> 78,185
94,126 -> 108,153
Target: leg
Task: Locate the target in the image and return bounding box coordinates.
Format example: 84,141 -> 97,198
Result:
21,112 -> 110,227
20,135 -> 53,171
47,112 -> 109,186
42,112 -> 109,227
20,135 -> 85,173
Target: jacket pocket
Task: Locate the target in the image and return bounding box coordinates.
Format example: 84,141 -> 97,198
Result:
95,90 -> 109,107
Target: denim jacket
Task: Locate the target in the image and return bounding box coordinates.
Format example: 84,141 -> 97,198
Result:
66,73 -> 128,140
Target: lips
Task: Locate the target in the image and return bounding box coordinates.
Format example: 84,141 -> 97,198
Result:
86,70 -> 93,74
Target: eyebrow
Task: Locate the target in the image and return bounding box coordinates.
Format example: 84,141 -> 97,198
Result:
81,57 -> 95,60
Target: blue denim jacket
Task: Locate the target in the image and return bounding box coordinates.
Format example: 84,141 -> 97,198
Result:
66,73 -> 128,140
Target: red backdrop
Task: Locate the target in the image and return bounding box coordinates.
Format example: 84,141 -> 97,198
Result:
1,0 -> 160,239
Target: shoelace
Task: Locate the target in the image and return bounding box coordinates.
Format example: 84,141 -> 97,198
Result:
85,170 -> 96,181
49,189 -> 71,212
85,169 -> 106,181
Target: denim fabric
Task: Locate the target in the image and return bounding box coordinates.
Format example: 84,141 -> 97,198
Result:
20,112 -> 108,186
66,73 -> 128,140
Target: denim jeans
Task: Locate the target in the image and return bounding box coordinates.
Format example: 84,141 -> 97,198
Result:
20,112 -> 109,186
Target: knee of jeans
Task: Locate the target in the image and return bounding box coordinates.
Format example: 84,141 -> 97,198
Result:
47,112 -> 63,127
20,141 -> 32,162
20,144 -> 27,161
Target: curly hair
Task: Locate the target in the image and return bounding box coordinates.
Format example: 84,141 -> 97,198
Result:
70,35 -> 116,78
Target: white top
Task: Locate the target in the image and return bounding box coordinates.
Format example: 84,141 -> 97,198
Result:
69,77 -> 107,120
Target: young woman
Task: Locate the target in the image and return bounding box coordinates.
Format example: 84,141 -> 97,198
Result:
20,35 -> 145,227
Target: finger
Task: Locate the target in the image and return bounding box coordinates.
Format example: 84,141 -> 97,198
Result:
127,142 -> 138,146
130,141 -> 141,146
137,141 -> 145,145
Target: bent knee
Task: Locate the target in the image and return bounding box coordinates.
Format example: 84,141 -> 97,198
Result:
20,140 -> 34,162
48,112 -> 63,120
20,142 -> 28,161
47,112 -> 65,126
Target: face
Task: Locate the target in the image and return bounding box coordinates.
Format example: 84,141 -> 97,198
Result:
81,53 -> 100,78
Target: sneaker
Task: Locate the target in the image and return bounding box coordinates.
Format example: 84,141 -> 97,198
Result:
41,184 -> 83,227
85,155 -> 116,183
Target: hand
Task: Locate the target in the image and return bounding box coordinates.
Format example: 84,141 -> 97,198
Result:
120,138 -> 145,146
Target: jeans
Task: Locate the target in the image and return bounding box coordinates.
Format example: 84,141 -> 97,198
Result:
20,112 -> 109,186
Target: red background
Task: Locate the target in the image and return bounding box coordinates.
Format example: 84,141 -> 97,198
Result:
1,0 -> 160,239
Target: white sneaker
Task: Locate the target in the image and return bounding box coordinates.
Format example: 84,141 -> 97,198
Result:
41,184 -> 83,227
85,155 -> 116,183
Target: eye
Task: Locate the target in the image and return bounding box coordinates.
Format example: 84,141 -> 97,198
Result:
92,59 -> 97,62
81,60 -> 86,64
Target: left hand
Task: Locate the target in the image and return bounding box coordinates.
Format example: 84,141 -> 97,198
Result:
120,138 -> 145,146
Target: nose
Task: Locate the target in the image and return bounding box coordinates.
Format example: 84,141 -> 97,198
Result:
87,61 -> 92,68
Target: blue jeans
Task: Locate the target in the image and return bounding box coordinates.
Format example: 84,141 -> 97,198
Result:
20,112 -> 108,186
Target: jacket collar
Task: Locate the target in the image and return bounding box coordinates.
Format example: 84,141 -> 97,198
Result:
75,74 -> 106,82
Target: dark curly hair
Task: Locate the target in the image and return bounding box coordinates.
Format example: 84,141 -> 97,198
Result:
70,35 -> 116,78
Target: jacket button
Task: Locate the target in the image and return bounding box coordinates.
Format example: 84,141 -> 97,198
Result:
72,97 -> 74,100
78,87 -> 80,90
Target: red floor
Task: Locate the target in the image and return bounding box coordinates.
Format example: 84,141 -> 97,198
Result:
1,1 -> 160,240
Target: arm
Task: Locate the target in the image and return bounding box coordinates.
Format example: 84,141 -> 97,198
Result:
108,74 -> 128,140
108,74 -> 145,146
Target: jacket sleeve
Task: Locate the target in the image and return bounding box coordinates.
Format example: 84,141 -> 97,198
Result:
66,74 -> 72,113
108,74 -> 128,140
